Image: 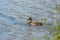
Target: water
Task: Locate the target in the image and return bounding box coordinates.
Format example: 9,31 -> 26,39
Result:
0,0 -> 60,40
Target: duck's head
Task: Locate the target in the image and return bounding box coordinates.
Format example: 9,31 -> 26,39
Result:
27,17 -> 32,23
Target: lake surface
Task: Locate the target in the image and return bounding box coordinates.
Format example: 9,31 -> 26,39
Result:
0,0 -> 60,40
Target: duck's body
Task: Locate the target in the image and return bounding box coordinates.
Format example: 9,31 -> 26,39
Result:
27,17 -> 43,26
29,22 -> 43,26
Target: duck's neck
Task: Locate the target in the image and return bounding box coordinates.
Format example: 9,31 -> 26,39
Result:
30,20 -> 32,23
29,20 -> 32,23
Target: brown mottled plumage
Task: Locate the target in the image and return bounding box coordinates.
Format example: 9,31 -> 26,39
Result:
27,17 -> 43,26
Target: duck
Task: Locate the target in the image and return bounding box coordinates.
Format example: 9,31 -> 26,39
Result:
27,17 -> 43,26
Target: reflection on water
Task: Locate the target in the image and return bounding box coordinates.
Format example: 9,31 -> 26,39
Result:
0,0 -> 60,40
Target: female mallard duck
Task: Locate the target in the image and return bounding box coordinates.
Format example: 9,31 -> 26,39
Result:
27,17 -> 43,26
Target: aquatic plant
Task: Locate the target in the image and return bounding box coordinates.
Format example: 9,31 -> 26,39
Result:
32,37 -> 38,40
56,4 -> 60,13
43,18 -> 60,39
54,3 -> 60,40
53,25 -> 60,40
43,34 -> 50,40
